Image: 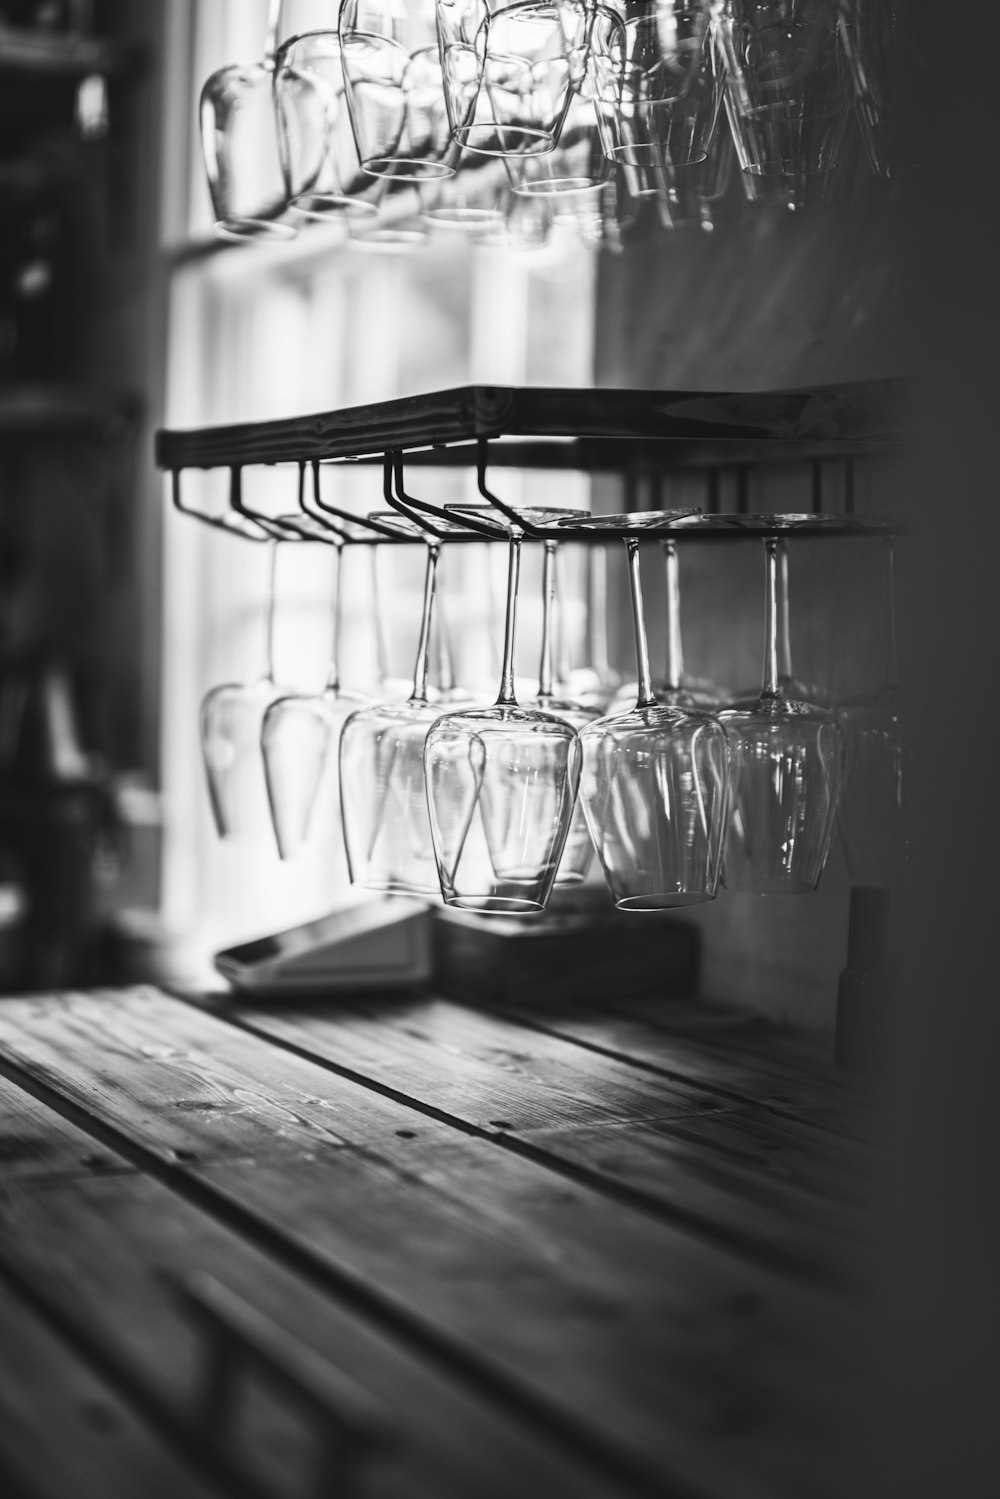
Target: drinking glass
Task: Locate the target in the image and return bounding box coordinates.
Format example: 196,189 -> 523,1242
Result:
719,536 -> 845,894
199,0 -> 297,241
838,0 -> 907,180
837,536 -> 905,886
260,539 -> 370,860
654,123 -> 737,231
438,0 -> 577,158
340,523 -> 470,895
473,183 -> 554,249
504,90 -> 612,195
591,1 -> 724,173
571,514 -> 732,910
716,0 -> 853,208
201,541 -> 289,840
273,27 -> 383,219
529,537 -> 601,884
418,156 -> 507,227
424,513 -> 583,914
339,0 -> 455,181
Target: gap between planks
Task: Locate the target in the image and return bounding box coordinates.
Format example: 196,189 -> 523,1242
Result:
174,989 -> 866,1292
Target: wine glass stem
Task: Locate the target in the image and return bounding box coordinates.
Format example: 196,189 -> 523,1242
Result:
663,540 -> 684,691
777,538 -> 793,683
411,542 -> 441,705
626,538 -> 656,710
264,538 -> 278,684
761,537 -> 781,699
537,540 -> 556,701
883,537 -> 900,691
370,545 -> 390,688
588,546 -> 611,679
324,540 -> 344,694
496,533 -> 522,708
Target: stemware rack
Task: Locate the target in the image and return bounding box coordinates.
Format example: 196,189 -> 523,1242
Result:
155,379 -> 906,545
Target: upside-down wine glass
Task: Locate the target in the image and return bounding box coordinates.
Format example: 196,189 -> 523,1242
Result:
273,2 -> 384,221
199,0 -> 297,241
260,537 -> 370,860
339,0 -> 455,181
424,514 -> 582,913
201,539 -> 290,839
573,513 -> 732,909
588,1 -> 723,175
719,536 -> 846,894
438,0 -> 578,158
530,534 -> 600,884
340,522 -> 467,895
715,0 -> 854,211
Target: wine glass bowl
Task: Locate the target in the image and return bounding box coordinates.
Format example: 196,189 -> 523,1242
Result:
568,509 -> 732,910
425,705 -> 581,912
261,684 -> 368,860
340,697 -> 452,894
201,678 -> 285,840
719,696 -> 844,894
718,536 -> 846,894
274,30 -> 382,219
339,0 -> 455,181
439,0 -> 578,158
579,700 -> 731,909
200,60 -> 296,240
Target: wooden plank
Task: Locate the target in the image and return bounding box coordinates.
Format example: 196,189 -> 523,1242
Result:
0,1276 -> 218,1499
192,992 -> 868,1271
0,987 -> 862,1499
502,995 -> 874,1141
154,381 -> 904,473
0,1172 -> 623,1499
0,1071 -> 134,1182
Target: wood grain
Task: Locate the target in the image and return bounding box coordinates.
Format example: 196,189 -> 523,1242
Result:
0,987 -> 864,1499
0,1071 -> 135,1182
192,992 -> 868,1272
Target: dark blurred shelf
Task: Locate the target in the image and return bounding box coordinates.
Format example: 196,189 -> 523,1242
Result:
0,385 -> 141,443
0,22 -> 138,79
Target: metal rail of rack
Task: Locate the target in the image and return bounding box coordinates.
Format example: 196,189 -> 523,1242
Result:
155,380 -> 907,545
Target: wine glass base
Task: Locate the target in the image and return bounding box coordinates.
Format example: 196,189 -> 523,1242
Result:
614,892 -> 717,912
444,895 -> 548,917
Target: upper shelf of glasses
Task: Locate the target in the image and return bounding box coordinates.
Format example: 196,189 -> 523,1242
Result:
155,379 -> 907,477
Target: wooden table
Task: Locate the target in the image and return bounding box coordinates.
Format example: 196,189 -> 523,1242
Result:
0,984 -> 875,1499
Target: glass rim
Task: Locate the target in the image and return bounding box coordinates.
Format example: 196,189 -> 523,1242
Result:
213,217 -> 298,242
289,191 -> 379,220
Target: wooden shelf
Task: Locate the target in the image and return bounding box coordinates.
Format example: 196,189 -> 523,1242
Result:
156,379 -> 906,476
